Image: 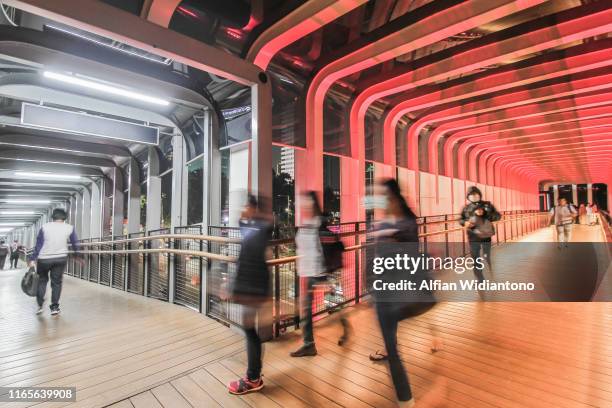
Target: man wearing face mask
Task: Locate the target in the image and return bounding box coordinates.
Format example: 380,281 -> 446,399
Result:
459,186 -> 501,282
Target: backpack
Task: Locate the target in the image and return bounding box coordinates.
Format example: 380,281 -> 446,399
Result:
469,216 -> 495,238
319,229 -> 345,273
21,267 -> 39,297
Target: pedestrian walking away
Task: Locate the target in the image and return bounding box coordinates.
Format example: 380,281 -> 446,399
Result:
0,239 -> 9,270
9,239 -> 20,268
28,208 -> 80,316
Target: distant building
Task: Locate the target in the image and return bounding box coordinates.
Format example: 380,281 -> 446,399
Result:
279,147 -> 294,178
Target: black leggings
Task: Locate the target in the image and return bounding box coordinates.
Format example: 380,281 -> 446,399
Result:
376,302 -> 412,401
242,305 -> 262,381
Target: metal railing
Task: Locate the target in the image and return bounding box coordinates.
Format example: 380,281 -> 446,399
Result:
65,210 -> 549,337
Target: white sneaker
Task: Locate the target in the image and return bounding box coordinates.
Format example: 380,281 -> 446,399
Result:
50,307 -> 60,316
35,306 -> 43,315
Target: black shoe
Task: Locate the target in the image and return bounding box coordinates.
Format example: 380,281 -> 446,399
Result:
50,306 -> 61,316
338,318 -> 352,346
290,344 -> 317,357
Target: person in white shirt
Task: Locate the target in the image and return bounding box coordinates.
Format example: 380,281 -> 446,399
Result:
290,191 -> 351,357
28,208 -> 80,315
549,198 -> 577,248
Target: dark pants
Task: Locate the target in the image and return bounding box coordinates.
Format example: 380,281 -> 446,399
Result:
301,277 -> 316,346
243,305 -> 263,381
469,240 -> 491,282
0,255 -> 6,269
10,254 -> 19,268
376,302 -> 412,401
36,258 -> 67,308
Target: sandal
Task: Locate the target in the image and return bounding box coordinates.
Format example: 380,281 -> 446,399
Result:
369,350 -> 388,361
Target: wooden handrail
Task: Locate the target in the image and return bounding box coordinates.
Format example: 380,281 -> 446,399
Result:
74,212 -> 549,267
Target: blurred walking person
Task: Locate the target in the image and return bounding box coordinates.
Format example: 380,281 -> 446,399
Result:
459,186 -> 501,282
228,195 -> 272,395
368,179 -> 445,407
578,204 -> 587,225
9,239 -> 20,268
28,208 -> 79,315
290,191 -> 351,357
550,197 -> 577,248
0,240 -> 9,269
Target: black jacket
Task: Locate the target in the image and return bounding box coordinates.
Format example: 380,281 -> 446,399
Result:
459,190 -> 501,242
230,218 -> 273,302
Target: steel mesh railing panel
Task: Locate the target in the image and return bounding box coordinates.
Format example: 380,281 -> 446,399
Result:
112,235 -> 126,290
127,232 -> 145,295
206,226 -> 241,326
99,237 -> 112,286
174,225 -> 203,310
146,228 -> 170,301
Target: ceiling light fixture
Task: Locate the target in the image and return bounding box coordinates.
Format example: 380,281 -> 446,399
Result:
15,171 -> 82,180
1,199 -> 51,204
0,211 -> 37,215
0,222 -> 26,227
43,71 -> 170,106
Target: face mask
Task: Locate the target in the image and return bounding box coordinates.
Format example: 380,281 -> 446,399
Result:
363,195 -> 387,210
468,194 -> 481,203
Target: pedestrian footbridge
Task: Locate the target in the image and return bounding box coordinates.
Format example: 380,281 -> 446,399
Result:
0,221 -> 610,408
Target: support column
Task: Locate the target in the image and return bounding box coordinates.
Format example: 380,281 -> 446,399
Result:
127,158 -> 142,234
75,191 -> 83,238
251,76 -> 273,342
81,186 -> 91,239
111,167 -> 125,237
90,180 -> 102,239
250,77 -> 273,215
171,133 -> 186,229
587,183 -> 593,204
553,185 -> 559,204
572,184 -> 578,205
147,147 -> 162,232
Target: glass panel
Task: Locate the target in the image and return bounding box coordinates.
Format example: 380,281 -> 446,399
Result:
365,161 -> 374,224
160,172 -> 172,228
220,149 -> 230,224
593,183 -> 608,211
273,146 -> 295,235
323,155 -> 341,223
158,136 -> 173,174
187,159 -> 204,225
182,110 -> 205,161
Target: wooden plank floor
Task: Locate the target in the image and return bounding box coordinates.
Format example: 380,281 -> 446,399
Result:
0,269 -> 244,408
1,224 -> 610,407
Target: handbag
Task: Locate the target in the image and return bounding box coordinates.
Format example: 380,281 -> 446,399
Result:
21,266 -> 39,297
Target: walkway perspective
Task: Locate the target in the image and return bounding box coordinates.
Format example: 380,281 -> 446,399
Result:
1,224 -> 610,408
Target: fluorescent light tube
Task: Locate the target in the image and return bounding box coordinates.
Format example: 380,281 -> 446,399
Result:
43,71 -> 170,106
2,199 -> 51,204
15,171 -> 82,180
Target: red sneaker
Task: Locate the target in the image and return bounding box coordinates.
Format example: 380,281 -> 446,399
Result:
228,376 -> 264,395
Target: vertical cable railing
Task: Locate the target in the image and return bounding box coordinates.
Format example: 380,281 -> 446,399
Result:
69,211 -> 549,337
146,228 -> 170,301
174,225 -> 203,311
112,235 -> 126,290
99,236 -> 112,286
127,232 -> 145,295
206,226 -> 241,326
89,239 -> 100,283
